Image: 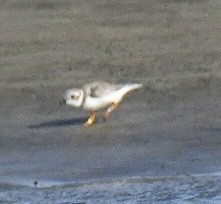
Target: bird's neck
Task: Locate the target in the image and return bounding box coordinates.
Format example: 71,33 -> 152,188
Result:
80,91 -> 86,107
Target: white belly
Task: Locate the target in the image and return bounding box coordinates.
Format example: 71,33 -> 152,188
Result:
82,90 -> 124,111
83,96 -> 113,111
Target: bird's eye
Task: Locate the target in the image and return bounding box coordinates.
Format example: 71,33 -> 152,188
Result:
71,95 -> 80,100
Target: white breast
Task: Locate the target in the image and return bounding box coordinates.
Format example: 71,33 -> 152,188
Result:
83,91 -> 123,111
83,97 -> 111,111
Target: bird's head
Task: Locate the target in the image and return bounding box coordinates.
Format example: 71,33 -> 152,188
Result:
63,88 -> 84,108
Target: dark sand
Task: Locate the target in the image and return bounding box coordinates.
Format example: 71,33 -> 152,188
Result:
0,0 -> 221,202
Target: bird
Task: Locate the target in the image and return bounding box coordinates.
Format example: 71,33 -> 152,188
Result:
63,81 -> 143,127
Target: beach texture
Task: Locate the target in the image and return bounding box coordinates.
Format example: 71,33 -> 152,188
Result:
0,0 -> 221,203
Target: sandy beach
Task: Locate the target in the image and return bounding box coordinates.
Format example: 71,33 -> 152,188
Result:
0,0 -> 221,202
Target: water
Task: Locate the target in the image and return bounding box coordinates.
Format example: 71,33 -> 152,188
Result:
1,174 -> 221,204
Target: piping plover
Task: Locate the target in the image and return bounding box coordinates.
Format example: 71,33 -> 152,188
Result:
63,81 -> 142,126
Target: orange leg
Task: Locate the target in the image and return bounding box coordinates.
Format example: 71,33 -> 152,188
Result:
84,111 -> 97,127
103,102 -> 120,121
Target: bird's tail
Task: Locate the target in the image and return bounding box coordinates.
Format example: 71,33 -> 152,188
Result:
120,83 -> 143,97
127,83 -> 143,90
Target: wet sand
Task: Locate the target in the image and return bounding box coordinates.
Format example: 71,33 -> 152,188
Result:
0,0 -> 221,202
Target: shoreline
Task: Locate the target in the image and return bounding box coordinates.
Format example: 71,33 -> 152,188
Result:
1,171 -> 221,189
1,1 -> 221,202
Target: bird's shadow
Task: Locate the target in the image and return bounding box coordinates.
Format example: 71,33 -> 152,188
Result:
28,117 -> 88,129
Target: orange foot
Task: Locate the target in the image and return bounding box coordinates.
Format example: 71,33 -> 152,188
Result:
103,102 -> 120,121
84,112 -> 97,127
